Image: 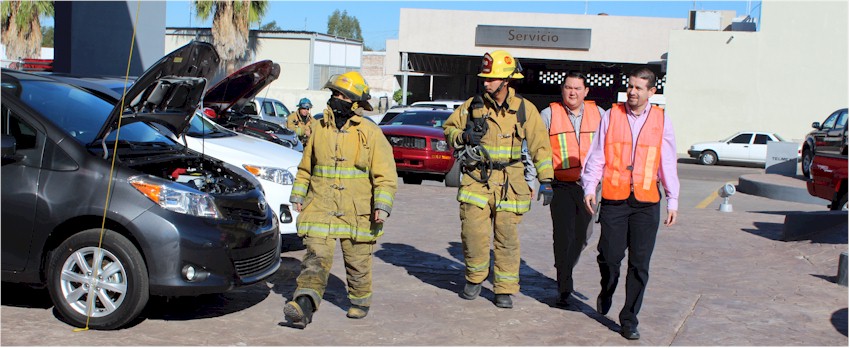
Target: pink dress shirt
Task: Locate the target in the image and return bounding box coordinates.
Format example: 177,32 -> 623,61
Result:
581,103 -> 680,211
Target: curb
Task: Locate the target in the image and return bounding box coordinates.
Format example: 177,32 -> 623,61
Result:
738,174 -> 828,205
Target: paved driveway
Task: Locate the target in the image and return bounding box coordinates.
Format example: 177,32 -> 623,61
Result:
2,166 -> 847,345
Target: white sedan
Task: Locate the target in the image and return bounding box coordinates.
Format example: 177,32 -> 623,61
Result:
177,112 -> 302,236
688,131 -> 789,165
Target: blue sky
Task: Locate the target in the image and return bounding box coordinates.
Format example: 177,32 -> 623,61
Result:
162,1 -> 761,51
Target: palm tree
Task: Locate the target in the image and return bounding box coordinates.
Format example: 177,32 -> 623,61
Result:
1,1 -> 54,62
194,0 -> 268,73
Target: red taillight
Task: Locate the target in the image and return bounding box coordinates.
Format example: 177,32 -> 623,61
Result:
203,107 -> 218,119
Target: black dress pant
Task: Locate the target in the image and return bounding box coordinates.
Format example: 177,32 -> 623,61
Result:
550,181 -> 593,296
597,193 -> 660,328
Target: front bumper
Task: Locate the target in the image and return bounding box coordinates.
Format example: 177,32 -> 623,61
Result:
129,207 -> 281,297
258,178 -> 298,235
392,148 -> 454,174
688,150 -> 701,158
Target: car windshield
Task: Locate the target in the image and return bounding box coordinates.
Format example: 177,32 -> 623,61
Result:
273,102 -> 290,116
386,111 -> 449,127
186,111 -> 235,138
15,79 -> 177,146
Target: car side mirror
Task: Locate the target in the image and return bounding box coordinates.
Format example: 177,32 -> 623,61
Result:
812,122 -> 821,129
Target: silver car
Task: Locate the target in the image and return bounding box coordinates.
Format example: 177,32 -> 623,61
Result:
241,96 -> 291,127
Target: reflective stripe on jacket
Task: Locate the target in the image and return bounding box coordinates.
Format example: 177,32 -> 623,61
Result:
549,101 -> 601,182
602,103 -> 664,202
443,88 -> 554,214
289,107 -> 398,241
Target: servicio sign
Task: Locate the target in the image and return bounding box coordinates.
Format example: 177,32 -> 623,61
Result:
475,25 -> 591,50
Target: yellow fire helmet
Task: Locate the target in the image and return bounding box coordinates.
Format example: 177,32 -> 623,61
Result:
477,50 -> 524,79
324,71 -> 373,111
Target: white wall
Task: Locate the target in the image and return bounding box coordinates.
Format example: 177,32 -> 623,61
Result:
666,1 -> 849,153
397,8 -> 684,68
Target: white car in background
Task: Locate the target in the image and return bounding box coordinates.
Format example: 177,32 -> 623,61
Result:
688,131 -> 790,165
411,99 -> 465,110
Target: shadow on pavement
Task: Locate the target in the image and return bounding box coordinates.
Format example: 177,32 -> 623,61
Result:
741,221 -> 785,240
832,308 -> 848,336
375,242 -> 620,334
268,256 -> 349,313
0,282 -> 53,309
375,242 -> 467,297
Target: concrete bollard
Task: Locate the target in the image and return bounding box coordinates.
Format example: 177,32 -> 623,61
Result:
838,252 -> 848,287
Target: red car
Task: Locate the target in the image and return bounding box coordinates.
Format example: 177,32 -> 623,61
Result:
380,109 -> 461,187
806,109 -> 848,210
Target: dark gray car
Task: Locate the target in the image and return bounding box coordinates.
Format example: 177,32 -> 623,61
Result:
1,42 -> 280,330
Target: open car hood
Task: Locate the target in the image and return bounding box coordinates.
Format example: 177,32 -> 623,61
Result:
203,60 -> 280,117
91,41 -> 220,145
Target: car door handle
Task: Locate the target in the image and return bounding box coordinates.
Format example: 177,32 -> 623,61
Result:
743,145 -> 749,148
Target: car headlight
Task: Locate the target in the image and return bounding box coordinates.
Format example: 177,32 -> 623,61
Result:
243,164 -> 295,185
431,138 -> 449,152
129,176 -> 222,219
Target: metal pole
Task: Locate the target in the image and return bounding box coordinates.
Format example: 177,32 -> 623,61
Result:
401,52 -> 409,105
429,75 -> 433,101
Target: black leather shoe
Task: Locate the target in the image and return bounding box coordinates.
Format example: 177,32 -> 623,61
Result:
460,281 -> 482,300
596,294 -> 612,315
494,294 -> 513,308
555,293 -> 580,311
620,326 -> 640,340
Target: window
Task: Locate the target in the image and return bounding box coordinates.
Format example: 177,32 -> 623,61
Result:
754,134 -> 770,145
822,112 -> 839,129
729,133 -> 752,144
2,106 -> 38,150
241,103 -> 258,115
273,102 -> 290,117
262,102 -> 275,116
835,110 -> 848,130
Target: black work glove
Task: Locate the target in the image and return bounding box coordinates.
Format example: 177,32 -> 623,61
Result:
462,128 -> 485,145
538,181 -> 554,206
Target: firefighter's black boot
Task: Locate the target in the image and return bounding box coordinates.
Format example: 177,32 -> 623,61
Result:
284,295 -> 314,328
460,281 -> 482,300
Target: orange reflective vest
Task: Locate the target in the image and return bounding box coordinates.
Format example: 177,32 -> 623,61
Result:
602,103 -> 665,203
549,101 -> 601,182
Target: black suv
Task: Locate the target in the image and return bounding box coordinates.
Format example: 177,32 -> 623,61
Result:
802,108 -> 848,177
1,42 -> 280,329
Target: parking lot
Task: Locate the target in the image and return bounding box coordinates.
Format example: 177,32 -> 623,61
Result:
2,161 -> 847,346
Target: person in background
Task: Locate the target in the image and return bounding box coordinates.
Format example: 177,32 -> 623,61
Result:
287,97 -> 314,143
539,71 -> 605,310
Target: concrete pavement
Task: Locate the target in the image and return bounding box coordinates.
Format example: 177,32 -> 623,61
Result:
1,174 -> 847,345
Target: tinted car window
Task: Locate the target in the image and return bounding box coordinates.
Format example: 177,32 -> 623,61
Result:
241,103 -> 258,115
16,80 -> 114,144
823,112 -> 839,129
754,134 -> 770,145
835,110 -> 848,129
387,111 -> 450,127
730,133 -> 752,144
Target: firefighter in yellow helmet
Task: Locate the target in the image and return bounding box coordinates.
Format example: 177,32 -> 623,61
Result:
286,98 -> 314,143
283,71 -> 398,328
443,50 -> 555,308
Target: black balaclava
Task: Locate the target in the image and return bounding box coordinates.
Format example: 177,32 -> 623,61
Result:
328,97 -> 354,130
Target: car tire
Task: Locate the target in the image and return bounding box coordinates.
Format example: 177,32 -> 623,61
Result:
832,192 -> 848,211
402,174 -> 423,185
699,150 -> 718,165
47,229 -> 149,330
802,148 -> 813,178
444,161 -> 461,188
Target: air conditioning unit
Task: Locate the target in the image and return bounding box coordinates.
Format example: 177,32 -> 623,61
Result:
688,10 -> 723,31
